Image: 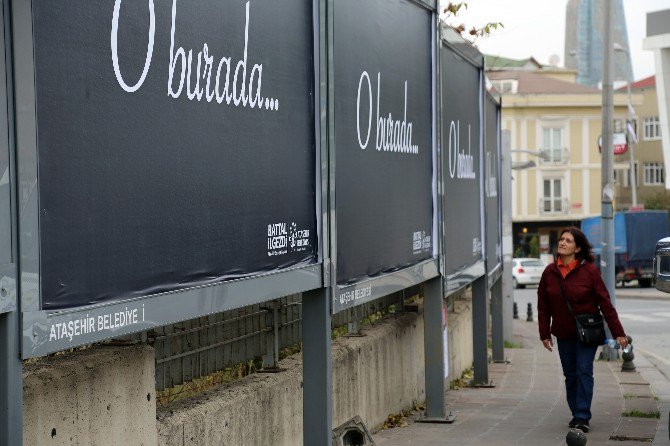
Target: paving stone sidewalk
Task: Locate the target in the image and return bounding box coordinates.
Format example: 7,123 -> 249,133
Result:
373,320 -> 660,446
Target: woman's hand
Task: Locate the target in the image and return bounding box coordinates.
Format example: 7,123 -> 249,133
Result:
542,338 -> 553,352
617,336 -> 629,350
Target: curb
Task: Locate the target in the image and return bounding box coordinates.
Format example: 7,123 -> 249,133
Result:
615,293 -> 670,302
609,364 -> 660,442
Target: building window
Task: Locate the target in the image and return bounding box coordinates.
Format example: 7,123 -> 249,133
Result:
614,119 -> 624,133
542,178 -> 564,213
492,80 -> 517,94
614,162 -> 638,188
542,127 -> 564,163
643,117 -> 661,140
643,162 -> 665,186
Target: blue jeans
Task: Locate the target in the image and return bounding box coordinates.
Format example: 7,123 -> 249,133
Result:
557,338 -> 598,421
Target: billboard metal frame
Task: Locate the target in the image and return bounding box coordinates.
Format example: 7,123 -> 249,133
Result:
12,0 -> 326,358
328,0 -> 439,314
0,0 -> 14,315
486,91 -> 503,287
438,27 -> 486,295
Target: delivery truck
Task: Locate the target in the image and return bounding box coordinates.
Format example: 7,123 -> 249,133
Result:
581,210 -> 669,287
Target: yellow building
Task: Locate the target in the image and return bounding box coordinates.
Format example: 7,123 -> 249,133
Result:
487,66 -> 642,258
614,76 -> 665,208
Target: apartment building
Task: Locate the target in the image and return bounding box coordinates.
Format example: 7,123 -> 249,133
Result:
614,76 -> 665,208
487,63 -> 640,258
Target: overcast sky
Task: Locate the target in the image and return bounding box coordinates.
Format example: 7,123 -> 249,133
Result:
439,0 -> 670,81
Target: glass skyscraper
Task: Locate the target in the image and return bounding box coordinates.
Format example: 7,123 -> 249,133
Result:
564,0 -> 633,87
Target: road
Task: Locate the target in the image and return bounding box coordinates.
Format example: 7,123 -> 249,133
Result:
513,285 -> 670,443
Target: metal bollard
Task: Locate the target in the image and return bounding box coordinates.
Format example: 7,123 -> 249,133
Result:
513,302 -> 519,319
526,302 -> 534,322
621,335 -> 636,372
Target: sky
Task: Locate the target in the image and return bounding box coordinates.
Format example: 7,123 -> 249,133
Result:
439,0 -> 670,81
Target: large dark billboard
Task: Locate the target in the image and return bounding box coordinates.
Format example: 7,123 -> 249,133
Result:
333,0 -> 434,288
33,0 -> 317,310
440,44 -> 483,277
485,93 -> 501,271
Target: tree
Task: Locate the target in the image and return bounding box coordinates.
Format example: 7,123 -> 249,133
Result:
529,235 -> 540,258
441,2 -> 504,44
644,190 -> 670,211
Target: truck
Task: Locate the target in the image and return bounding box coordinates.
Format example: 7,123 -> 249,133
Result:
581,210 -> 669,288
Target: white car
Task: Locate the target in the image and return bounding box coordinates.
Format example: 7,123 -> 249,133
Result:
512,258 -> 545,289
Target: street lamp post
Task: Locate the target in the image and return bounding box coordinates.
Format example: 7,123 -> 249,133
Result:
614,42 -> 638,207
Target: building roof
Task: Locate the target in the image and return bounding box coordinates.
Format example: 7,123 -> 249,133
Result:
484,55 -> 542,70
616,75 -> 655,90
487,70 -> 600,94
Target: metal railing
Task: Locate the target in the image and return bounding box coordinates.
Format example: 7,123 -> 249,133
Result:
149,289 -> 409,392
538,197 -> 570,215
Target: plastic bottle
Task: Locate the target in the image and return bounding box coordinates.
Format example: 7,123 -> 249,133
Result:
604,338 -> 631,353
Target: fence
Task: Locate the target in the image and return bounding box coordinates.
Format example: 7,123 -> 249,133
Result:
149,289 -> 415,393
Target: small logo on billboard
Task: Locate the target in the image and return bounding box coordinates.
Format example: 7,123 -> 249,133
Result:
288,222 -> 310,253
267,222 -> 287,256
473,237 -> 482,256
268,221 -> 310,256
412,231 -> 431,255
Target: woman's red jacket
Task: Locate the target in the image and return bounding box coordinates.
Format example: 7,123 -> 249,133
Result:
537,260 -> 626,341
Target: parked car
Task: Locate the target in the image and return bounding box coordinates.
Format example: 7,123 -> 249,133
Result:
512,258 -> 545,288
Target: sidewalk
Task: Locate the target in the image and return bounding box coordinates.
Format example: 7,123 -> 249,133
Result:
373,320 -> 661,446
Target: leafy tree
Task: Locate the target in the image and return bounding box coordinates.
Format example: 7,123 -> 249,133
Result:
441,2 -> 504,44
529,235 -> 540,258
644,191 -> 670,211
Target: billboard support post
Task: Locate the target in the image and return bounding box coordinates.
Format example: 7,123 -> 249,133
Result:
500,130 -> 514,344
420,275 -> 455,423
302,287 -> 332,446
490,277 -> 505,362
0,310 -> 23,446
472,275 -> 492,386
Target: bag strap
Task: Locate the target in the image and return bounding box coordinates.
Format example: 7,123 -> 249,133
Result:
557,277 -> 578,319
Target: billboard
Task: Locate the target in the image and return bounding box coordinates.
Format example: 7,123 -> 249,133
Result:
15,0 -> 321,355
484,93 -> 502,274
440,35 -> 484,289
332,0 -> 437,312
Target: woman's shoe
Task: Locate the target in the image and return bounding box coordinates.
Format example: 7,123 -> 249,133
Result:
573,419 -> 589,433
568,418 -> 577,428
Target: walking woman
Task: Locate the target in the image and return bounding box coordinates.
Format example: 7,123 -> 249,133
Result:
537,227 -> 628,433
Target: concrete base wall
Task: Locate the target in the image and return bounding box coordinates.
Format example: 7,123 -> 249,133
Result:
23,345 -> 156,446
448,298 -> 474,381
330,311 -> 425,432
158,301 -> 475,445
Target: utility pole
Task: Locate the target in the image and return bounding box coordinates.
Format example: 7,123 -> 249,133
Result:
601,0 -> 617,360
614,42 -> 638,207
625,74 -> 638,207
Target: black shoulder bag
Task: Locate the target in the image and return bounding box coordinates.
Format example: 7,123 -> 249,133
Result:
558,279 -> 606,346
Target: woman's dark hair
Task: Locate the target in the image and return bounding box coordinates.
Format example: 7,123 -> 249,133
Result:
560,226 -> 595,263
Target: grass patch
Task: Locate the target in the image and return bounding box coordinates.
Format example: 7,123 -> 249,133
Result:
157,357 -> 263,406
450,368 -> 473,390
623,393 -> 635,400
621,410 -> 661,419
382,401 -> 426,429
487,340 -> 523,349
